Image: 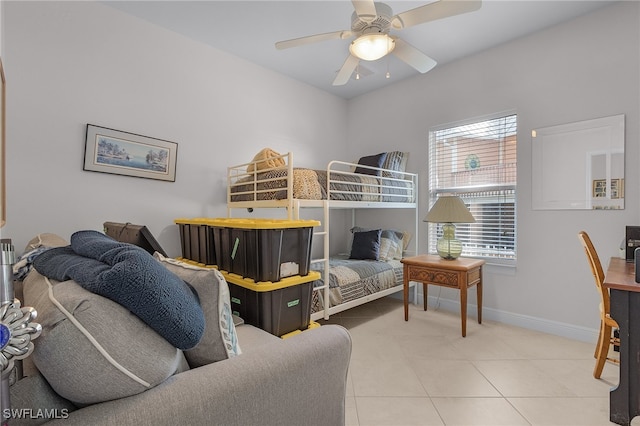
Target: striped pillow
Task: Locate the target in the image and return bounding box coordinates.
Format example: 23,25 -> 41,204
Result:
381,151 -> 409,178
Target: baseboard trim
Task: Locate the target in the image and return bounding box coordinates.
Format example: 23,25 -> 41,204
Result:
423,295 -> 598,343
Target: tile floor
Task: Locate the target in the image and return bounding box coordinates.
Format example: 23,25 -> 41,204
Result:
318,296 -> 630,426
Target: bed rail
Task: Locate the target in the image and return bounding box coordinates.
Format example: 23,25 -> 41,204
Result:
227,152 -> 295,214
326,160 -> 417,207
227,153 -> 418,213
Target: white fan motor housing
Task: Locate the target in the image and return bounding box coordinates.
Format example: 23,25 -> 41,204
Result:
351,2 -> 393,34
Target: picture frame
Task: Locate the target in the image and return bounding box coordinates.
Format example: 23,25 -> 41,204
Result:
592,179 -> 606,198
84,124 -> 177,182
611,178 -> 624,199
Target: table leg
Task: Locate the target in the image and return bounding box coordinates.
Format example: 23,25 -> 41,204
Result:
404,265 -> 409,321
460,282 -> 467,338
423,283 -> 428,311
477,275 -> 483,324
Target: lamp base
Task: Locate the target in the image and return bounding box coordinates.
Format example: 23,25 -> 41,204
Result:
436,223 -> 462,260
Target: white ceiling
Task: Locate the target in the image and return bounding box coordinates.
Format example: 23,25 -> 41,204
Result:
104,0 -> 616,99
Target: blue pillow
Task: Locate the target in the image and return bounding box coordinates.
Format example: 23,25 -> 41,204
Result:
33,230 -> 205,350
354,152 -> 387,176
349,229 -> 382,260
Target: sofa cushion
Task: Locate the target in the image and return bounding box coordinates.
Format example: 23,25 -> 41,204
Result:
23,269 -> 184,405
154,255 -> 241,367
9,371 -> 78,421
234,323 -> 281,352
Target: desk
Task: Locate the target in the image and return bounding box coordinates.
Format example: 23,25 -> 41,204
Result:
603,257 -> 640,426
401,255 -> 484,337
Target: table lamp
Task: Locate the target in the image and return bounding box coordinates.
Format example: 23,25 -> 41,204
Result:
424,195 -> 475,260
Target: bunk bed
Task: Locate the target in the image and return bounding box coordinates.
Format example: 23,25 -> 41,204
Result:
226,150 -> 418,321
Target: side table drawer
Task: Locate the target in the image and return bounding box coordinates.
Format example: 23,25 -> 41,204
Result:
408,266 -> 459,288
467,268 -> 481,286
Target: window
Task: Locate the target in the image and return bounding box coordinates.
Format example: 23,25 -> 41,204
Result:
428,114 -> 517,261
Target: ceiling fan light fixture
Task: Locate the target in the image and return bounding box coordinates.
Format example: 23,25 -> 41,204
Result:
349,33 -> 395,61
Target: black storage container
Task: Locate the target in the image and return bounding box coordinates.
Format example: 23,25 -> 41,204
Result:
226,272 -> 319,337
175,219 -> 216,265
207,218 -> 319,282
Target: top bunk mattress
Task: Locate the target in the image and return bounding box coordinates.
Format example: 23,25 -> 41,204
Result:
227,148 -> 418,206
230,168 -> 414,202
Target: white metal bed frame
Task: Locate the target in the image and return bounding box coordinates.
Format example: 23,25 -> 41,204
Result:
227,152 -> 418,321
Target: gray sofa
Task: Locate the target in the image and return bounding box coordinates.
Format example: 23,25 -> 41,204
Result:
7,234 -> 352,425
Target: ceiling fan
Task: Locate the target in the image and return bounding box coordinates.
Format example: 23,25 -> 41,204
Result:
275,0 -> 481,86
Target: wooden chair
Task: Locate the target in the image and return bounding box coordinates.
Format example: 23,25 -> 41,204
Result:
578,230 -> 620,378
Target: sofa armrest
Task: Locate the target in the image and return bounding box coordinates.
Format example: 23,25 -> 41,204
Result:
48,324 -> 352,426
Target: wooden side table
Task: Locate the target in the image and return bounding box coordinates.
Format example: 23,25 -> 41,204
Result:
401,254 -> 485,337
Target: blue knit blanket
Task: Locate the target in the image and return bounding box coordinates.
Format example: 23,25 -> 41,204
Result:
33,230 -> 205,350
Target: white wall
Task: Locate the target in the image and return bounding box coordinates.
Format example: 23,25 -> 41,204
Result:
1,1 -> 347,255
346,1 -> 640,340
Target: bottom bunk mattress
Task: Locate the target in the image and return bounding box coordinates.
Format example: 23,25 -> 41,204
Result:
311,256 -> 403,313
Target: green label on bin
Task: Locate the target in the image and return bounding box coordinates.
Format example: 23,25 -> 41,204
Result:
287,299 -> 300,308
232,310 -> 240,316
231,297 -> 241,305
231,238 -> 239,260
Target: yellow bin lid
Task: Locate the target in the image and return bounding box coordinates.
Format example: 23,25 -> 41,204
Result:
176,218 -> 320,229
174,218 -> 211,225
223,270 -> 321,291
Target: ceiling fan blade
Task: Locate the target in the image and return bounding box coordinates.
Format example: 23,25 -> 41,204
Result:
391,38 -> 437,73
391,0 -> 482,29
333,55 -> 360,86
352,0 -> 377,22
275,30 -> 352,50
352,64 -> 373,80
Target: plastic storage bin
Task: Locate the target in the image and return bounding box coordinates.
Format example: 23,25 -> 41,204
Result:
204,218 -> 319,282
280,321 -> 321,339
225,272 -> 320,337
175,218 -> 216,265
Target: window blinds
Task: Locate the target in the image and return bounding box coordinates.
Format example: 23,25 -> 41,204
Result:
428,114 -> 517,260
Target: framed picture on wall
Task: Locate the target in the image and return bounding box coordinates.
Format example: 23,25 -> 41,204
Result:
592,179 -> 606,198
83,124 -> 178,182
611,178 -> 624,199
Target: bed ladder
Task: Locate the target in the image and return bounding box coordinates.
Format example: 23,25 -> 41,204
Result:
292,200 -> 331,321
